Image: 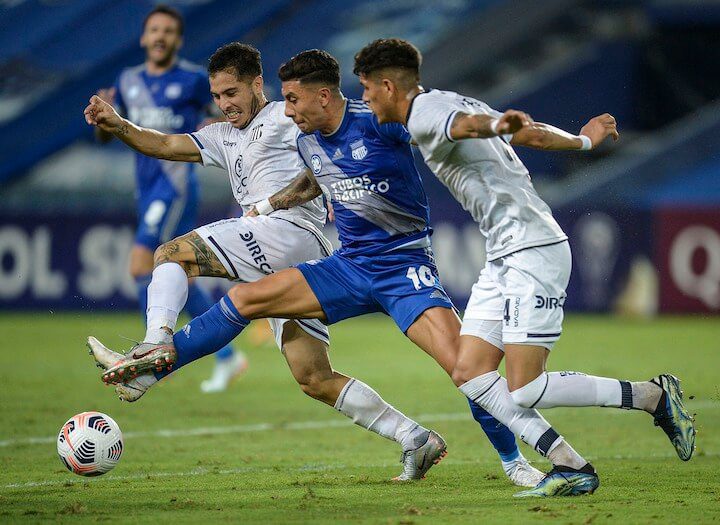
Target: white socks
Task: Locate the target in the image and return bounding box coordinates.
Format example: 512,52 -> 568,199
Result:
334,379 -> 427,451
459,371 -> 561,456
145,262 -> 189,343
510,372 -> 626,409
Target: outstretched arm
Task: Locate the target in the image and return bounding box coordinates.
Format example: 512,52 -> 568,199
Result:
246,169 -> 323,217
511,113 -> 619,151
84,95 -> 201,162
449,109 -> 532,140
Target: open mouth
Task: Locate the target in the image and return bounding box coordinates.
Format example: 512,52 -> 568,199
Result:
225,110 -> 242,122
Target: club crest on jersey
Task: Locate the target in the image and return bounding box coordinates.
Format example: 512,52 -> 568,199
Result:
350,139 -> 368,161
165,83 -> 182,99
310,154 -> 322,174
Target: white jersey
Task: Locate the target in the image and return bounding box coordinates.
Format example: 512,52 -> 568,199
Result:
407,90 -> 567,261
189,101 -> 326,236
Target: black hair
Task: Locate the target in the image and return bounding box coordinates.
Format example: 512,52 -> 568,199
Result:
208,42 -> 262,80
353,38 -> 422,79
142,4 -> 184,36
278,49 -> 340,87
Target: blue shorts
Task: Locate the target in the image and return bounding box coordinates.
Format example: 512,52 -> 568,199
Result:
135,188 -> 198,250
297,247 -> 455,333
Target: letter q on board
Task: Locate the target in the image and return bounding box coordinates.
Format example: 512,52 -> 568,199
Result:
669,225 -> 720,309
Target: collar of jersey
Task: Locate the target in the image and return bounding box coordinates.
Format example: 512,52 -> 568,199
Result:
406,89 -> 432,124
320,99 -> 350,140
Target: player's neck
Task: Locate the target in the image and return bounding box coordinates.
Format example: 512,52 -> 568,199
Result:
146,56 -> 178,76
319,96 -> 347,135
400,85 -> 425,125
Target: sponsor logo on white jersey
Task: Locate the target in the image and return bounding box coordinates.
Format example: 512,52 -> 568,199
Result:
128,107 -> 184,130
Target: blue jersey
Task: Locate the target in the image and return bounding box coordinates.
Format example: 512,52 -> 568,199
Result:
114,59 -> 211,200
296,99 -> 431,256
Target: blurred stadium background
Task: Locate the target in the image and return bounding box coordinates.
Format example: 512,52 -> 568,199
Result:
1,0 -> 719,317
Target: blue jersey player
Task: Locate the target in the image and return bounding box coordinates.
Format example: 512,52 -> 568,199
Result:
97,50 -> 544,486
94,5 -> 245,392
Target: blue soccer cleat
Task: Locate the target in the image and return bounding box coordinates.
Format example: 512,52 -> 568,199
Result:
651,374 -> 696,461
513,463 -> 599,498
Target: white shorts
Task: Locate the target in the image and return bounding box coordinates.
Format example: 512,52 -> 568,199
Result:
460,241 -> 571,350
195,216 -> 333,350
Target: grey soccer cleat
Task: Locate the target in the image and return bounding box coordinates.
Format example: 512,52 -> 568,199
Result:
100,341 -> 176,385
87,336 -> 124,370
87,336 -> 157,402
393,430 -> 447,481
115,374 -> 157,402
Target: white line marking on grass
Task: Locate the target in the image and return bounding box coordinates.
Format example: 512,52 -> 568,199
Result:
1,400 -> 717,449
4,451 -> 719,490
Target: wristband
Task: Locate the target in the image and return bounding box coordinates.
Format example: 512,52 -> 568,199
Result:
254,198 -> 274,215
489,118 -> 501,136
578,135 -> 593,151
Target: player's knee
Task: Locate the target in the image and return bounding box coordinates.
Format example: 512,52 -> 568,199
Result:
296,371 -> 333,401
153,242 -> 191,275
509,372 -> 547,408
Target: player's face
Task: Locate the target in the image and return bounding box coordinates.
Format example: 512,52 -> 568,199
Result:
359,73 -> 393,123
140,13 -> 182,66
210,71 -> 264,129
282,80 -> 326,133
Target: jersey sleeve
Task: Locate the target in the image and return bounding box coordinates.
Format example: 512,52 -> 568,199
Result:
188,122 -> 230,169
406,94 -> 459,160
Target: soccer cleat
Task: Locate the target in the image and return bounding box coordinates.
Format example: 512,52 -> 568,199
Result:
651,374 -> 696,461
503,456 -> 545,487
513,463 -> 599,498
200,353 -> 249,393
87,336 -> 124,370
392,430 -> 447,481
101,341 -> 177,385
115,374 -> 157,402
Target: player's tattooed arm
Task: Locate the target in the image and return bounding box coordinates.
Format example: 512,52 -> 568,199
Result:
511,114 -> 619,151
154,232 -> 231,279
269,169 -> 323,210
449,110 -> 532,141
84,94 -> 201,162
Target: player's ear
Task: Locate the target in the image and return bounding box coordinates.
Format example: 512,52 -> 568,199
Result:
252,75 -> 264,97
382,78 -> 396,100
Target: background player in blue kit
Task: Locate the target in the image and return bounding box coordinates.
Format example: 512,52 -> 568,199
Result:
97,49 -> 544,486
94,5 -> 246,393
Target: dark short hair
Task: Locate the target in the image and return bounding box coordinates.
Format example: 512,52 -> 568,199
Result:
353,38 -> 422,77
142,4 -> 184,36
208,42 -> 262,80
278,49 -> 340,87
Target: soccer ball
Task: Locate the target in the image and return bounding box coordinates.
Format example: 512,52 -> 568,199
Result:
56,412 -> 123,476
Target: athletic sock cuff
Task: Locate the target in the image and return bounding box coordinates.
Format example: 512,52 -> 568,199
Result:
219,295 -> 250,328
620,380 -> 633,410
535,428 -> 561,456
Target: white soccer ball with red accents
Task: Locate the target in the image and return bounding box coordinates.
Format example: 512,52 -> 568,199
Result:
56,412 -> 123,476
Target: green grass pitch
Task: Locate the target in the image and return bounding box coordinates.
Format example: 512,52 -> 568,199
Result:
0,312 -> 718,523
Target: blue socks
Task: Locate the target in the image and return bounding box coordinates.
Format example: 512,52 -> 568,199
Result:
186,282 -> 235,362
467,397 -> 520,462
155,295 -> 249,380
135,273 -> 152,322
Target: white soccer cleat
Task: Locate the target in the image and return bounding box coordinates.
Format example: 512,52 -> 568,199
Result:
503,455 -> 545,487
200,353 -> 249,393
115,374 -> 157,402
87,336 -> 158,402
87,336 -> 124,370
393,430 -> 447,481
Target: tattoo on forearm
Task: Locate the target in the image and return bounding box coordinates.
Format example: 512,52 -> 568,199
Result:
270,173 -> 322,210
117,123 -> 129,136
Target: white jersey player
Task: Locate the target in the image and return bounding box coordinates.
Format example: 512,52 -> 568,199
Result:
83,42 -> 451,481
354,38 -> 696,497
